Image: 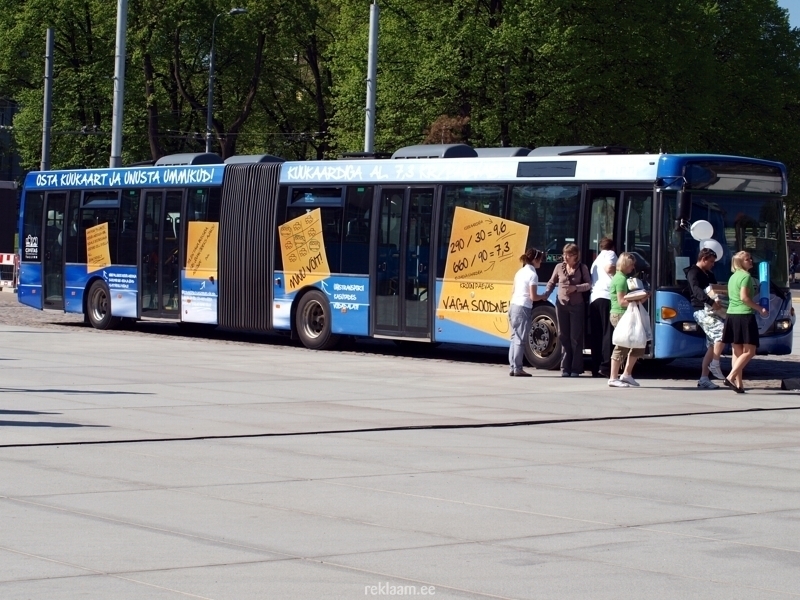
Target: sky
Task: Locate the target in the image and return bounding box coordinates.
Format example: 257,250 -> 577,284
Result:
778,0 -> 800,28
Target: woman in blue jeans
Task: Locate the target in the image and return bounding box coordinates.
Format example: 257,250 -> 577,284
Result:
508,248 -> 545,376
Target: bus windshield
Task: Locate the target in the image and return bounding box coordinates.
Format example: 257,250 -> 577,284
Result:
662,192 -> 788,288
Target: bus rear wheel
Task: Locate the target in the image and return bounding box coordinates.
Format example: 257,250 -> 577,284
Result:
86,280 -> 120,330
525,304 -> 561,370
295,290 -> 340,350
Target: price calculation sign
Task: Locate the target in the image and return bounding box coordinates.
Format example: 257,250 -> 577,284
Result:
278,208 -> 331,293
85,222 -> 111,273
437,207 -> 529,339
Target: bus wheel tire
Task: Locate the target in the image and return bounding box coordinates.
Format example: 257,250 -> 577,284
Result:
525,304 -> 561,370
296,290 -> 339,350
86,280 -> 120,330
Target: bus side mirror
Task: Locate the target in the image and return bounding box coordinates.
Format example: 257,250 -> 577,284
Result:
675,190 -> 691,231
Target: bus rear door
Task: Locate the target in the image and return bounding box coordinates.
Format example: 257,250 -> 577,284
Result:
140,189 -> 184,318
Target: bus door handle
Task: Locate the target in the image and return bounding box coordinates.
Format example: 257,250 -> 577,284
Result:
379,262 -> 387,272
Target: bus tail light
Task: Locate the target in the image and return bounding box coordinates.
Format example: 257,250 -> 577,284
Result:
661,307 -> 677,319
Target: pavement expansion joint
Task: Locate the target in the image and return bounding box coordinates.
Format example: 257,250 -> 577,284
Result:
2,404 -> 800,449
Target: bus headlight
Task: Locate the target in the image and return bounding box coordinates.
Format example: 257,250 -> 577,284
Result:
681,322 -> 698,332
775,319 -> 792,331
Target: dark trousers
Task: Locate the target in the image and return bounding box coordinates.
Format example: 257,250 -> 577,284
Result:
556,302 -> 585,374
589,298 -> 612,375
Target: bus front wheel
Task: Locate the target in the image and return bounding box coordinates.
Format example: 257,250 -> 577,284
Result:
525,304 -> 561,370
86,280 -> 121,330
295,290 -> 340,350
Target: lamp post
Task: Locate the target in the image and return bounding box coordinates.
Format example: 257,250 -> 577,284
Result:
205,7 -> 247,154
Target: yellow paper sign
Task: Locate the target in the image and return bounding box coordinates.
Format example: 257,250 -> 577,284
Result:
86,222 -> 111,273
185,222 -> 219,280
437,207 -> 529,339
278,208 -> 330,292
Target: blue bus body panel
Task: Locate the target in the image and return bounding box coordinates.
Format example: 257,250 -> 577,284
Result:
63,264 -> 87,313
64,265 -> 138,317
105,266 -> 138,318
25,165 -> 224,190
272,273 -> 370,336
181,271 -> 218,324
18,263 -> 42,309
653,289 -> 793,358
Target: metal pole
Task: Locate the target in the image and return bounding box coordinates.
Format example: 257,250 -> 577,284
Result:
364,1 -> 379,153
41,28 -> 54,171
205,14 -> 222,154
109,0 -> 128,168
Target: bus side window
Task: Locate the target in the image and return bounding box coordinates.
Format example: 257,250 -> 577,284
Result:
342,186 -> 373,275
65,190 -> 81,263
77,208 -> 119,264
279,187 -> 343,273
437,185 -> 506,277
509,185 -> 581,281
118,189 -> 140,266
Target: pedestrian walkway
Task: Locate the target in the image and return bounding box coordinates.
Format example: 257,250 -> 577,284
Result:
1,323 -> 799,599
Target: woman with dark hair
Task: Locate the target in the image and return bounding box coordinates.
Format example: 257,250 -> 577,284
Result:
508,248 -> 545,377
721,251 -> 769,393
544,243 -> 592,377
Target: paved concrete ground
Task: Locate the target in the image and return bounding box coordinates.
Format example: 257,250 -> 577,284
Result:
1,292 -> 799,599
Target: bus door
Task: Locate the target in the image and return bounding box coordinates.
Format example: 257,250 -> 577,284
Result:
140,189 -> 184,317
373,187 -> 434,338
586,187 -> 652,274
42,192 -> 66,309
620,191 -> 653,284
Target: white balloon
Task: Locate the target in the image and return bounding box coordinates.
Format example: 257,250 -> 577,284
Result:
690,220 -> 714,241
700,238 -> 724,261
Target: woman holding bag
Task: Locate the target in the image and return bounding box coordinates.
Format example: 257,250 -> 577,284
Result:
607,252 -> 650,388
544,243 -> 592,377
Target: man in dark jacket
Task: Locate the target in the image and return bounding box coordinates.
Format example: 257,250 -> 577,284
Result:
684,248 -> 726,389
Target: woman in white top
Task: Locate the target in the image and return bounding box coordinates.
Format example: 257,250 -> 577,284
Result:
509,248 -> 546,376
589,237 -> 617,377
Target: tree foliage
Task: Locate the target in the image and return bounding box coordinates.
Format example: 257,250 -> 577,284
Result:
1,0 -> 800,217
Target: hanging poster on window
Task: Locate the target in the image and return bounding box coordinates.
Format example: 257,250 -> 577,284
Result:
437,207 -> 529,339
86,222 -> 111,273
278,208 -> 330,293
185,221 -> 218,280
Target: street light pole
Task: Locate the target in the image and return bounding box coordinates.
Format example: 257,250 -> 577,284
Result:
205,8 -> 247,154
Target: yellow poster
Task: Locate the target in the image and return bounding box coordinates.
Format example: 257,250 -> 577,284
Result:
437,207 -> 529,339
278,208 -> 330,292
86,222 -> 111,273
185,222 -> 219,279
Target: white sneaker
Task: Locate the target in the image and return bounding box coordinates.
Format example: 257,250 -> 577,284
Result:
697,378 -> 719,390
708,361 -> 725,380
608,378 -> 631,388
619,374 -> 640,387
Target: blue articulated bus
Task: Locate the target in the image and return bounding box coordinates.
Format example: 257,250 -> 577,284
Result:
18,145 -> 793,368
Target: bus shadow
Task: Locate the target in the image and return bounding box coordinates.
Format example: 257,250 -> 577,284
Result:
0,387 -> 153,395
54,321 -> 799,382
0,409 -> 60,415
0,420 -> 108,428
